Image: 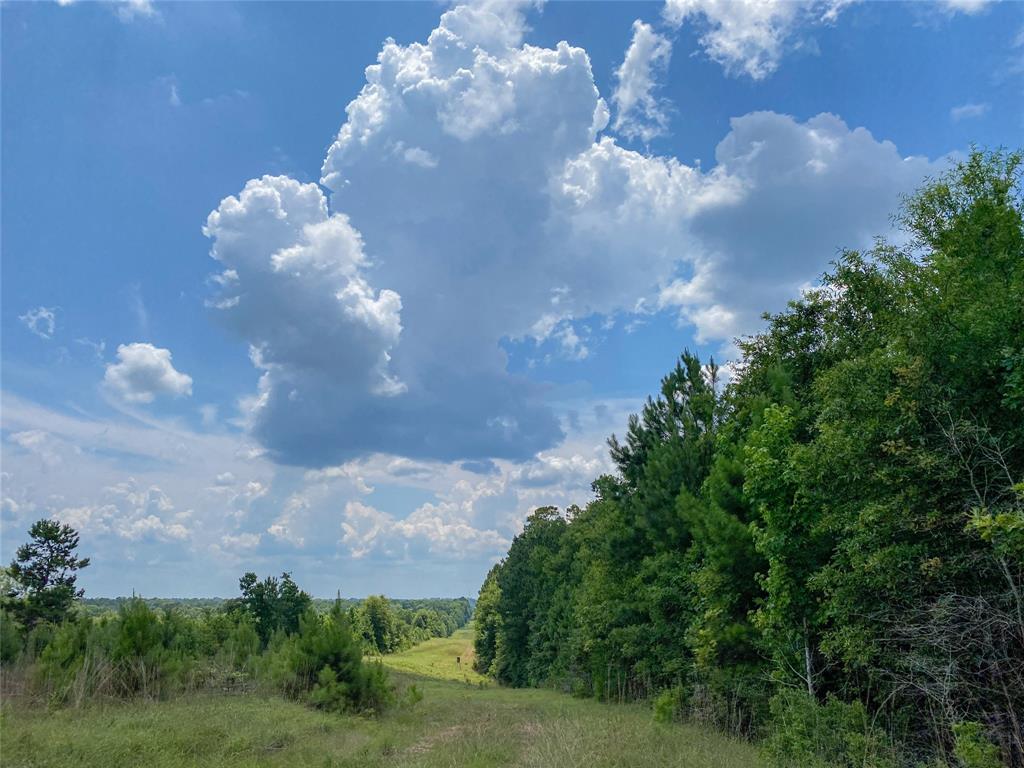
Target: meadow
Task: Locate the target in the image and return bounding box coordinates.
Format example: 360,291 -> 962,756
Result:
0,627 -> 763,768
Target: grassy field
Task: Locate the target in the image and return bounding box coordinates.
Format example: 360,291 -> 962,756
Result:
0,628 -> 763,768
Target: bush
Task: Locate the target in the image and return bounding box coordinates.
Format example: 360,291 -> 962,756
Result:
952,722 -> 1003,768
260,601 -> 393,714
37,600 -> 197,704
9,580 -> 423,716
653,685 -> 686,724
762,690 -> 898,768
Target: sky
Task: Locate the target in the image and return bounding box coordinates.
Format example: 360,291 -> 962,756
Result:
2,0 -> 1022,599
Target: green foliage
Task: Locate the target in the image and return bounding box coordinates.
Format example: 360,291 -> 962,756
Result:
1,608 -> 23,663
4,519 -> 90,629
358,594 -> 403,654
263,600 -> 393,714
952,722 -> 1004,768
11,570 -> 465,718
476,149 -> 1024,766
761,691 -> 897,768
236,571 -> 312,646
473,565 -> 502,675
653,685 -> 686,724
36,599 -> 197,704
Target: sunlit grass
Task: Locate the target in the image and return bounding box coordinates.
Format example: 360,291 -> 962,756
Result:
377,626 -> 488,685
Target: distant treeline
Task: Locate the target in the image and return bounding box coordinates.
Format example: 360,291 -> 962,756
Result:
475,150 -> 1023,768
2,555 -> 470,714
76,594 -> 473,653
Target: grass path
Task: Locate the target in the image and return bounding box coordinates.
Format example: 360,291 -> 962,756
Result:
1,628 -> 763,768
374,625 -> 488,685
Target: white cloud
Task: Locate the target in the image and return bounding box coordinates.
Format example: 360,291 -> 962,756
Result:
221,532 -> 260,550
950,101 -> 990,121
214,472 -> 236,486
938,0 -> 993,15
512,451 -> 604,489
199,2 -> 942,467
19,306 -> 56,339
267,493 -> 308,547
57,480 -> 190,543
103,343 -> 193,404
612,20 -> 674,142
663,0 -> 850,79
1,391 -> 282,593
115,0 -> 158,22
340,500 -> 508,560
638,111 -> 938,343
204,175 -> 407,463
8,430 -> 68,470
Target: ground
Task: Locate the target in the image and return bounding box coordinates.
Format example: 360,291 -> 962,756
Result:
0,628 -> 763,767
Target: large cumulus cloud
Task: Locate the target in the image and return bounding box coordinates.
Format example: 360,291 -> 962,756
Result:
204,1 -> 941,468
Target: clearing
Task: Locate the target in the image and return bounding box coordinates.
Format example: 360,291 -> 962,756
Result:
0,628 -> 763,767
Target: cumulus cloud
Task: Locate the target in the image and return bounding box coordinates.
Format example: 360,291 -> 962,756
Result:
663,0 -> 850,79
103,343 -> 193,403
340,500 -> 508,560
612,20 -> 674,142
19,306 -> 56,339
657,111 -> 938,342
267,493 -> 308,547
512,451 -> 604,489
59,479 -> 191,543
203,1 -> 940,470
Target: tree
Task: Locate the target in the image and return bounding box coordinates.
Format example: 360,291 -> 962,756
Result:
237,571 -> 311,646
361,595 -> 401,654
473,565 -> 503,674
5,519 -> 90,629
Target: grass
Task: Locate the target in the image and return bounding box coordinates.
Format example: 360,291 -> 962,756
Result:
0,628 -> 764,768
374,625 -> 488,685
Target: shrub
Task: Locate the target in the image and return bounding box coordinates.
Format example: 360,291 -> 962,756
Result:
261,601 -> 393,714
36,600 -> 199,704
952,722 -> 1003,768
653,685 -> 686,724
762,690 -> 898,768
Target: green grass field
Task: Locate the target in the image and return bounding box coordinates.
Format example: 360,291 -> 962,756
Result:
0,628 -> 763,768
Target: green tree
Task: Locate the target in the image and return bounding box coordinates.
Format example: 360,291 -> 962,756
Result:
237,571 -> 311,646
5,519 -> 90,629
361,595 -> 401,654
473,564 -> 503,674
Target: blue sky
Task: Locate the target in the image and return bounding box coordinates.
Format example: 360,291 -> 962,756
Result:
2,0 -> 1022,598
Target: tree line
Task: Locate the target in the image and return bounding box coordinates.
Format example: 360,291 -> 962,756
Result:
474,150 -> 1023,768
1,521 -> 469,713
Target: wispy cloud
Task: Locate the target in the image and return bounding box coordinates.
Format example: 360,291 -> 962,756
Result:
19,307 -> 57,340
950,101 -> 990,121
612,20 -> 674,143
